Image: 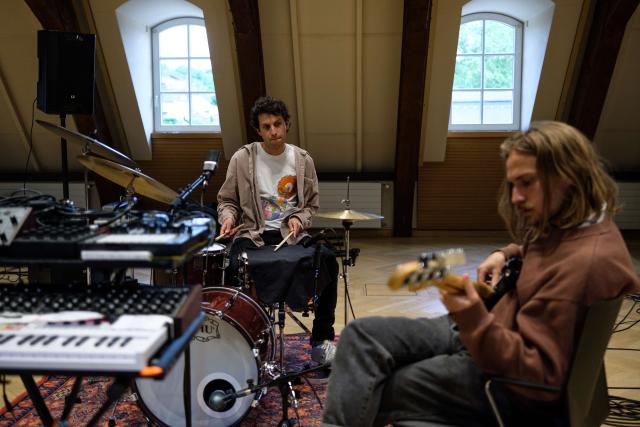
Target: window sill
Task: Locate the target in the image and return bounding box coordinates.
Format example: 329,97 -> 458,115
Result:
447,131 -> 513,139
151,132 -> 222,140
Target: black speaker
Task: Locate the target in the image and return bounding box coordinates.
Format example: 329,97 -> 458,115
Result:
37,30 -> 96,115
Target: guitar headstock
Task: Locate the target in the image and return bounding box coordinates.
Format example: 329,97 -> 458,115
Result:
387,249 -> 494,298
387,249 -> 467,292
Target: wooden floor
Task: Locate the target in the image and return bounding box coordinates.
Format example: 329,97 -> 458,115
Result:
3,231 -> 640,417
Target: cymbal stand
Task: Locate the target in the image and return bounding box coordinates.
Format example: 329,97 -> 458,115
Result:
341,219 -> 356,324
340,177 -> 356,324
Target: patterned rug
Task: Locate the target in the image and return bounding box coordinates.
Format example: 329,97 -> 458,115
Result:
0,334 -> 329,426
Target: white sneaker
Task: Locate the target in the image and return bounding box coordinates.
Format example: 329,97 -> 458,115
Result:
311,340 -> 336,365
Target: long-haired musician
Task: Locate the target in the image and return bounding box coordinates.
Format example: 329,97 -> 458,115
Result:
321,121 -> 640,426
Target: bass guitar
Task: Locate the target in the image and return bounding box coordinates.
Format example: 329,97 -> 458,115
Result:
387,249 -> 521,309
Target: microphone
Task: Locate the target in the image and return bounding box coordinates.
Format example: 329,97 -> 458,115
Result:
207,384 -> 256,411
303,228 -> 327,248
208,390 -> 235,411
202,150 -> 221,187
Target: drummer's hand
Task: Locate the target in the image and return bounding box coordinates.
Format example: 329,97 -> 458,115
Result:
220,218 -> 236,237
477,251 -> 506,287
288,216 -> 303,238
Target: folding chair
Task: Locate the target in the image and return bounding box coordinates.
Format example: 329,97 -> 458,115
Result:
485,296 -> 623,427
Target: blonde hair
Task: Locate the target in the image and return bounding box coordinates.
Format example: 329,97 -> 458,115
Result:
498,121 -> 618,242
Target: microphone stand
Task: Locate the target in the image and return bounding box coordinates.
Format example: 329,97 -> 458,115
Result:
59,113 -> 70,201
311,242 -> 322,312
211,363 -> 330,427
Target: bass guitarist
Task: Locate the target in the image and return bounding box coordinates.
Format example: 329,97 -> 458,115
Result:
321,121 -> 640,427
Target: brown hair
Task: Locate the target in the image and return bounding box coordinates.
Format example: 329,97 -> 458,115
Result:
498,121 -> 618,242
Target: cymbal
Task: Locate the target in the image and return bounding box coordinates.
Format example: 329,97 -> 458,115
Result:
77,154 -> 178,205
37,120 -> 138,169
315,209 -> 384,221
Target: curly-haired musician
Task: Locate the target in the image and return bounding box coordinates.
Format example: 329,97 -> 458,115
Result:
321,121 -> 640,426
217,96 -> 337,364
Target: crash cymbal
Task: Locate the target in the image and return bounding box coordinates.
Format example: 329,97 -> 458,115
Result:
77,154 -> 178,205
315,209 -> 384,221
37,120 -> 138,169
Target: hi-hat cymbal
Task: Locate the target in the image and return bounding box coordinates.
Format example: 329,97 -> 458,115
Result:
37,120 -> 138,169
77,154 -> 178,205
315,209 -> 384,221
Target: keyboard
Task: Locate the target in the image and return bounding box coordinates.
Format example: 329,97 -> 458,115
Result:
0,282 -> 201,337
0,315 -> 170,372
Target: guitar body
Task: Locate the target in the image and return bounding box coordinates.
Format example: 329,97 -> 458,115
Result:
483,256 -> 522,310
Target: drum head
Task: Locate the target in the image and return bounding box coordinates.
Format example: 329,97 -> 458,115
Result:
202,243 -> 226,254
135,312 -> 259,426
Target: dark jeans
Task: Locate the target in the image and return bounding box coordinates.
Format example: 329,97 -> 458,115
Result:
321,316 -> 497,427
227,230 -> 337,343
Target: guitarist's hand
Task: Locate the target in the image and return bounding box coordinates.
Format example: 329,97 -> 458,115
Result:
477,251 -> 506,287
440,274 -> 481,313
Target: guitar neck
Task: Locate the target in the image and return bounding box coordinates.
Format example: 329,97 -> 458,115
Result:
387,260 -> 494,298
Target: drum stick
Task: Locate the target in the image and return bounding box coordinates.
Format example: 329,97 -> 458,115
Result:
273,231 -> 294,252
215,223 -> 245,241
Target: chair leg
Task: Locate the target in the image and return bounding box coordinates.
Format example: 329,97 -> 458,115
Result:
484,379 -> 506,427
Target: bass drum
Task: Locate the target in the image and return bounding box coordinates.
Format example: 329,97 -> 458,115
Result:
135,287 -> 275,426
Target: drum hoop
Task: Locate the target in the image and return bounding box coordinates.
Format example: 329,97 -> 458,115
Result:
201,286 -> 276,362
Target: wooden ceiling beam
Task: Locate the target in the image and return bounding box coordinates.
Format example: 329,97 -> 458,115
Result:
566,0 -> 640,139
228,0 -> 266,143
393,0 -> 433,237
0,67 -> 41,171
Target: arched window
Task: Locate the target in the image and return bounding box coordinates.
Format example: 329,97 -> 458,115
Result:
152,17 -> 219,132
449,13 -> 523,131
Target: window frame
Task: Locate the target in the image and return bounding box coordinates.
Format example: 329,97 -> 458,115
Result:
449,12 -> 523,132
152,17 -> 219,133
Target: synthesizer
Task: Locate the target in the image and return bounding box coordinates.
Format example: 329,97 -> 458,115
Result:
0,222 -> 212,266
0,315 -> 170,372
79,223 -> 211,262
0,282 -> 202,337
0,283 -> 202,373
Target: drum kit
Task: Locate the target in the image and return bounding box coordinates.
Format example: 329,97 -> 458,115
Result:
36,121 -> 384,426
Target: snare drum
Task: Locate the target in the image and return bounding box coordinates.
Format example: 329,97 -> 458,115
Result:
154,243 -> 228,287
135,287 -> 275,426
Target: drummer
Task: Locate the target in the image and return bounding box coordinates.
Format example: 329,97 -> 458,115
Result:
217,95 -> 338,365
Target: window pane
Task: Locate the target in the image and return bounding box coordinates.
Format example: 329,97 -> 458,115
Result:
457,21 -> 482,54
159,25 -> 188,58
189,25 -> 210,57
190,59 -> 214,92
161,93 -> 189,126
191,94 -> 219,126
484,21 -> 515,54
483,90 -> 513,124
484,55 -> 514,89
450,91 -> 481,124
453,56 -> 482,89
160,59 -> 189,92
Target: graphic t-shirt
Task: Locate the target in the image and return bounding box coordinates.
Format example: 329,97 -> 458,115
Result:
256,143 -> 298,230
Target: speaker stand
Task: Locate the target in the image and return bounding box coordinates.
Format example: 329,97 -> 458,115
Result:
59,113 -> 70,201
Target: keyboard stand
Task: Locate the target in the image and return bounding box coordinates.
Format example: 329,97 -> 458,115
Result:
13,310 -> 204,427
19,374 -> 54,426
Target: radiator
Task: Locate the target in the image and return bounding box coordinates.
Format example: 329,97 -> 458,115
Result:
314,181 -> 384,229
617,182 -> 640,230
